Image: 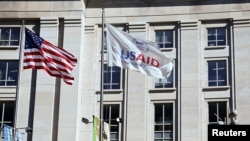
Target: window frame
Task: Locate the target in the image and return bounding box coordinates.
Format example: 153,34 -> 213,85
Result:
203,58 -> 229,89
149,24 -> 176,51
103,103 -> 122,141
0,26 -> 21,49
155,29 -> 174,49
207,27 -> 227,47
103,64 -> 122,90
153,102 -> 175,141
207,100 -> 228,125
202,22 -> 229,49
0,60 -> 19,87
0,101 -> 15,127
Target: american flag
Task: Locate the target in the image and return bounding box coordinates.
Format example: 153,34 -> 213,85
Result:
23,28 -> 77,85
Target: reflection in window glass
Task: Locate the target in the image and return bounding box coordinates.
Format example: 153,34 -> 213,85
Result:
0,61 -> 18,86
208,101 -> 227,124
104,64 -> 121,89
104,104 -> 120,141
155,30 -> 173,48
0,101 -> 15,127
154,103 -> 173,141
208,60 -> 227,87
207,27 -> 226,46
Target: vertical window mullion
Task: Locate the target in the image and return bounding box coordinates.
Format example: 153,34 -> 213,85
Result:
163,31 -> 166,48
109,105 -> 112,124
215,62 -> 219,86
9,28 -> 12,46
215,29 -> 218,46
5,62 -> 8,85
216,103 -> 219,122
162,104 -> 165,140
110,67 -> 113,89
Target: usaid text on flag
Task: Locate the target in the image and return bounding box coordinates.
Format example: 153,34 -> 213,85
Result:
121,39 -> 161,67
106,23 -> 174,78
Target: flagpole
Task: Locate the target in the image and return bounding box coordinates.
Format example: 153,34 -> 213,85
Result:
13,20 -> 25,141
99,8 -> 105,141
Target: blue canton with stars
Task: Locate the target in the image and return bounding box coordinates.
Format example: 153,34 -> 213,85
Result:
25,28 -> 44,49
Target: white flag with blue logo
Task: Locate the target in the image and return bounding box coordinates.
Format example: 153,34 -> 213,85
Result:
106,24 -> 174,78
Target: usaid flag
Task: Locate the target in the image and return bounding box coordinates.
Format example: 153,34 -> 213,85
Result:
106,24 -> 174,78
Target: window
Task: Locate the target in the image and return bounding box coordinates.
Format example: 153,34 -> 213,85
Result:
208,101 -> 227,125
104,64 -> 121,90
207,27 -> 226,47
103,104 -> 120,141
155,70 -> 174,88
154,103 -> 173,141
0,101 -> 15,127
0,27 -> 20,46
0,61 -> 19,86
155,30 -> 174,48
208,60 -> 227,87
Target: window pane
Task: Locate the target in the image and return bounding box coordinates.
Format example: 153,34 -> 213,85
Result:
0,62 -> 7,80
164,104 -> 173,123
110,133 -> 118,140
0,61 -> 18,86
217,41 -> 226,46
156,30 -> 173,48
155,105 -> 163,124
164,125 -> 173,131
208,62 -> 216,80
207,27 -> 226,46
111,67 -> 121,89
154,132 -> 163,138
0,41 -> 8,46
164,31 -> 173,48
217,28 -> 225,39
0,27 -> 20,46
110,125 -> 118,131
218,102 -> 227,122
7,61 -> 18,86
0,101 -> 15,127
208,60 -> 227,86
10,28 -> 20,46
104,65 -> 120,90
155,125 -> 163,131
154,103 -> 173,141
208,82 -> 217,86
0,28 -> 10,40
208,102 -> 227,124
207,28 -> 216,40
164,132 -> 173,138
208,102 -> 217,122
10,28 -> 20,40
